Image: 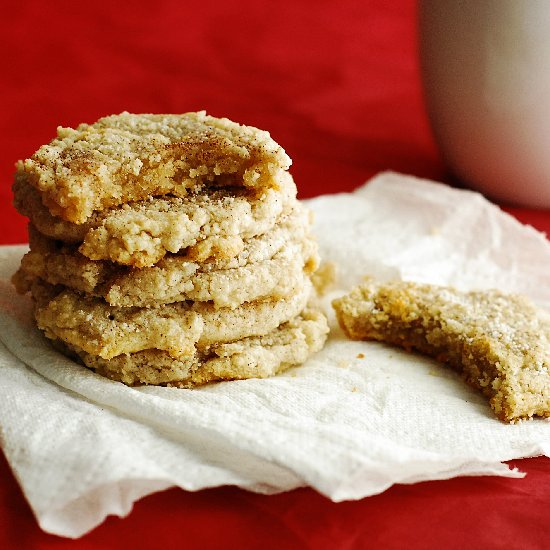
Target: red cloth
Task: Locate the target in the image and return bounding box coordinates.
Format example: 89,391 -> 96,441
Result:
0,1 -> 548,547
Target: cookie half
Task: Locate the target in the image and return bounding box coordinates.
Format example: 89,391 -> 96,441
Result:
333,279 -> 550,422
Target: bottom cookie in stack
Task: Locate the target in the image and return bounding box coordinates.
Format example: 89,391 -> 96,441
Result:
26,273 -> 327,386
52,309 -> 328,387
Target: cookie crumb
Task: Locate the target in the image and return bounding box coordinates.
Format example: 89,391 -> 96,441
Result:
311,261 -> 337,296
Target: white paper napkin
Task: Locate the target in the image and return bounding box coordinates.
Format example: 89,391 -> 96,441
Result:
1,172 -> 549,538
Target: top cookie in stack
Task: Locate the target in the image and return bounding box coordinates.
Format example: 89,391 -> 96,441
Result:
13,112 -> 329,387
17,111 -> 292,224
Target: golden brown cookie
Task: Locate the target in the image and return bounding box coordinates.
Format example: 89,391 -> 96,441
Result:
57,309 -> 329,387
14,221 -> 318,308
333,279 -> 550,423
32,278 -> 312,360
13,111 -> 328,389
16,111 -> 291,224
14,171 -> 298,267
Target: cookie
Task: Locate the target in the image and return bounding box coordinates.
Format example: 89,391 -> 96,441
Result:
16,111 -> 291,224
15,223 -> 319,308
32,278 -> 312,359
333,279 -> 550,422
57,309 -> 329,387
14,171 -> 298,267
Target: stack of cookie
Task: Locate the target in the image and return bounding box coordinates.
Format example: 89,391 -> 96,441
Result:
12,112 -> 328,387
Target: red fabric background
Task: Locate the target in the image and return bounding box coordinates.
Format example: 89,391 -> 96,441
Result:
0,1 -> 548,548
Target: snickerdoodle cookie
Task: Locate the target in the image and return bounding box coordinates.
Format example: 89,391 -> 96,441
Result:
14,209 -> 318,308
56,309 -> 329,387
16,111 -> 291,224
333,279 -> 550,422
14,170 -> 297,267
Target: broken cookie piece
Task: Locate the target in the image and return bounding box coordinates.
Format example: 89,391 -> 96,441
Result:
333,279 -> 550,423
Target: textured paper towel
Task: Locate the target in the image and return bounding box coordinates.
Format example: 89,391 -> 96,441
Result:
0,172 -> 549,538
